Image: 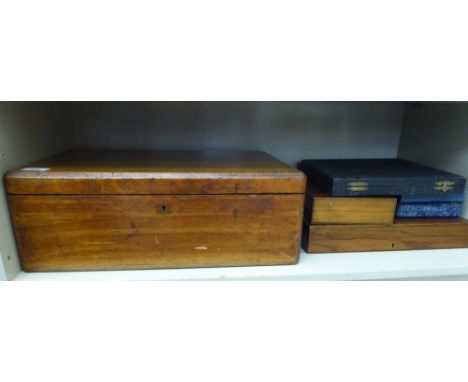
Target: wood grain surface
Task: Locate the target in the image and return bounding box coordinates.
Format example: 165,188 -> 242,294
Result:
302,218 -> 468,253
6,150 -> 305,195
10,194 -> 304,271
304,185 -> 396,224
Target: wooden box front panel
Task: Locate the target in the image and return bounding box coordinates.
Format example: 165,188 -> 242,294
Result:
9,194 -> 304,271
304,191 -> 396,225
302,218 -> 468,253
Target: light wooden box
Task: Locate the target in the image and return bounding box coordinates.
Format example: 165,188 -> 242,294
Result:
6,150 -> 305,271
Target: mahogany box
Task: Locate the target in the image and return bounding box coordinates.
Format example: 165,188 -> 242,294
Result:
5,150 -> 306,272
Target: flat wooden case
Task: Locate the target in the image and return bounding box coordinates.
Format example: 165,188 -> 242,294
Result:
302,218 -> 468,253
6,150 -> 306,272
304,185 -> 396,225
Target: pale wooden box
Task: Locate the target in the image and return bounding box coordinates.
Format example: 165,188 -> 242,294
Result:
5,150 -> 306,272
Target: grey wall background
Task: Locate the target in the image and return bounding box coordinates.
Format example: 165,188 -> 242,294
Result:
71,102 -> 406,165
399,102 -> 468,217
0,102 -> 74,280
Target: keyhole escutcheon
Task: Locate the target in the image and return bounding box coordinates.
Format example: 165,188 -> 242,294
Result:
157,204 -> 170,214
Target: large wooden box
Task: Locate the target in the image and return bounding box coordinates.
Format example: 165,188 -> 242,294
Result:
5,150 -> 306,272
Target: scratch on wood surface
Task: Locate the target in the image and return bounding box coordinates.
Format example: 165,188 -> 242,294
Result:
194,246 -> 208,250
154,235 -> 160,247
84,241 -> 114,245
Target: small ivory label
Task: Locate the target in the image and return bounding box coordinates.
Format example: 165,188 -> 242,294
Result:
21,167 -> 50,171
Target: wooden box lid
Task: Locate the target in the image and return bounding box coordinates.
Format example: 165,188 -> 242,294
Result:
6,150 -> 306,195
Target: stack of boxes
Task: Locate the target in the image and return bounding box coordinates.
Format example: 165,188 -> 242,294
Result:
300,158 -> 468,253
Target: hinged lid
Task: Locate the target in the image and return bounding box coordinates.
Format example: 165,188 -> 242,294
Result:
6,150 -> 305,195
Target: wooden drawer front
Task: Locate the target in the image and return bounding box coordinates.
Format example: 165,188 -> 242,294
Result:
9,194 -> 304,271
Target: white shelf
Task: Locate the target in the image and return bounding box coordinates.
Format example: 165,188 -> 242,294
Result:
14,248 -> 468,281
